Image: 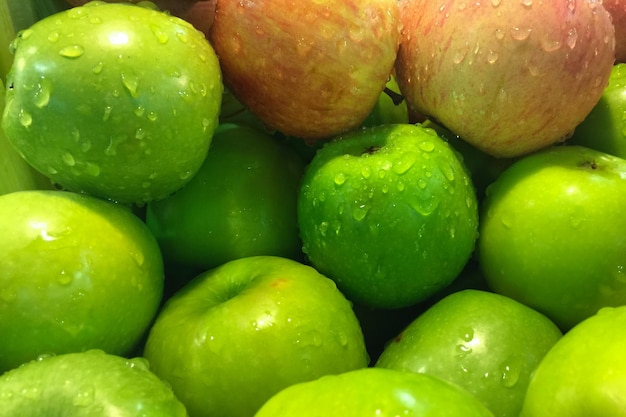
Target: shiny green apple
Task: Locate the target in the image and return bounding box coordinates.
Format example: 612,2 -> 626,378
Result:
254,367 -> 494,417
145,123 -> 306,272
2,1 -> 222,204
569,63 -> 626,158
143,256 -> 369,417
520,305 -> 626,417
0,349 -> 187,416
0,189 -> 163,373
298,123 -> 479,309
376,289 -> 562,417
478,145 -> 626,330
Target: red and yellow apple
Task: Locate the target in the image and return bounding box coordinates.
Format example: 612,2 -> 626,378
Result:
209,0 -> 401,141
396,0 -> 615,158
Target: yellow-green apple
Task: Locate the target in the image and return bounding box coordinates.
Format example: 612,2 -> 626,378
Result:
2,1 -> 222,204
603,0 -> 626,63
297,123 -> 479,309
520,305 -> 626,417
209,0 -> 401,142
396,0 -> 615,158
254,367 -> 494,417
569,63 -> 626,156
0,350 -> 188,416
376,289 -> 562,417
64,0 -> 217,36
478,145 -> 626,330
145,123 -> 306,272
143,256 -> 369,417
0,190 -> 163,373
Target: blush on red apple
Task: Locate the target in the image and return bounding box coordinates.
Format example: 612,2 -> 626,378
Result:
209,0 -> 401,142
602,0 -> 626,63
395,0 -> 616,158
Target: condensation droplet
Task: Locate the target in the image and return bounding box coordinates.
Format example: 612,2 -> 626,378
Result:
510,27 -> 532,41
62,153 -> 76,166
121,73 -> 139,97
92,61 -> 104,74
48,31 -> 60,43
150,24 -> 169,44
59,44 -> 84,58
352,204 -> 369,221
566,27 -> 578,49
334,172 -> 347,186
19,110 -> 33,127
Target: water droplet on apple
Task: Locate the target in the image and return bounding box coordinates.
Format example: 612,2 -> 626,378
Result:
105,135 -> 127,156
33,78 -> 52,108
19,109 -> 33,128
57,271 -> 73,286
541,39 -> 562,52
352,204 -> 369,221
392,153 -> 416,175
318,221 -> 329,237
334,172 -> 347,186
521,0 -> 533,7
461,327 -> 474,342
418,140 -> 435,153
410,197 -> 439,216
491,0 -> 502,6
500,356 -> 523,388
72,385 -> 95,407
361,166 -> 371,179
147,111 -> 158,122
36,353 -> 55,361
150,24 -> 169,44
510,27 -> 532,41
486,50 -> 499,64
566,27 -> 578,49
59,44 -> 85,58
121,72 -> 140,98
126,357 -> 150,371
47,31 -> 60,43
85,162 -> 101,177
62,152 -> 76,167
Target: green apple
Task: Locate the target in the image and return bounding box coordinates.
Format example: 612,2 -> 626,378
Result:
0,189 -> 163,373
361,75 -> 409,128
0,349 -> 188,416
376,289 -> 562,417
145,123 -> 306,272
395,0 -> 615,158
569,64 -> 626,157
143,255 -> 369,417
2,1 -> 222,204
254,367 -> 494,417
297,123 -> 479,309
478,145 -> 626,330
520,305 -> 626,417
0,78 -> 54,195
209,0 -> 401,142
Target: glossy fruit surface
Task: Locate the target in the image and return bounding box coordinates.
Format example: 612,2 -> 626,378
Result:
298,123 -> 479,308
144,256 -> 369,417
478,145 -> 626,330
2,2 -> 222,204
0,349 -> 188,417
376,289 -> 562,417
254,367 -> 495,417
0,189 -> 163,373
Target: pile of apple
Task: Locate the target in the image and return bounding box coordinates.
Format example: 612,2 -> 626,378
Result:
1,0 -> 626,416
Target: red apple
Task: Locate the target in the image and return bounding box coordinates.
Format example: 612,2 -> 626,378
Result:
209,0 -> 401,142
603,0 -> 626,63
396,0 -> 615,158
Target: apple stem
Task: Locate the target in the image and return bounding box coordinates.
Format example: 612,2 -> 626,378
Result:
383,87 -> 405,106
